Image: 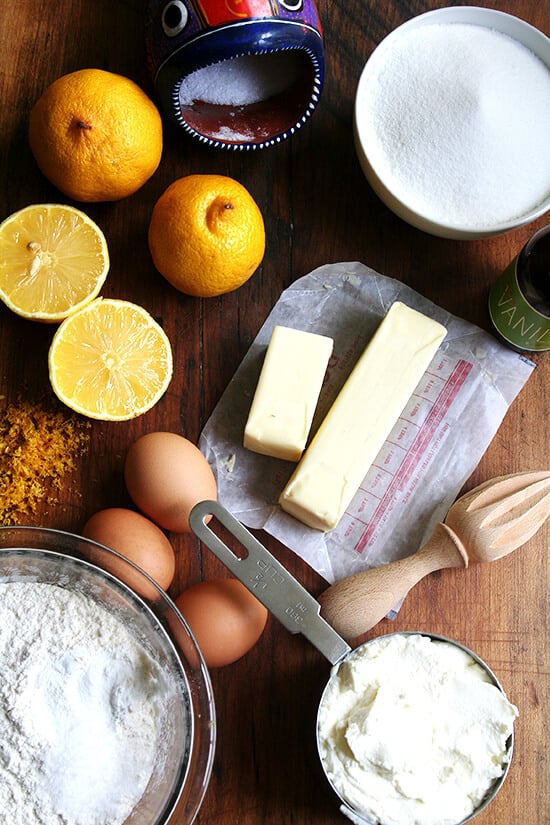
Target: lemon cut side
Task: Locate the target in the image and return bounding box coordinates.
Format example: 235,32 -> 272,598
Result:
48,298 -> 173,421
0,203 -> 109,321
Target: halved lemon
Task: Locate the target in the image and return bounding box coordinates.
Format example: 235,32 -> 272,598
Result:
0,203 -> 109,321
48,298 -> 173,421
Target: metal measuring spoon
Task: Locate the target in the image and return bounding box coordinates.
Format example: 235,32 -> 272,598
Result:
189,494 -> 525,824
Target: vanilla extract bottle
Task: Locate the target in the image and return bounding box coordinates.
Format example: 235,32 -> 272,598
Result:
489,225 -> 550,353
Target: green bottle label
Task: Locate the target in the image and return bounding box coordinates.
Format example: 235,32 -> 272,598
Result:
489,258 -> 550,352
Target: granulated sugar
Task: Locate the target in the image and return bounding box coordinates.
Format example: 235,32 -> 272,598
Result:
356,23 -> 550,228
179,50 -> 301,107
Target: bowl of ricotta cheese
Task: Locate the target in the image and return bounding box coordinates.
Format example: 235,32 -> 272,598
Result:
354,6 -> 550,239
0,525 -> 216,825
316,632 -> 518,825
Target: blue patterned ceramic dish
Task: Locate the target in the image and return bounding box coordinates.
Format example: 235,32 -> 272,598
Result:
145,0 -> 324,150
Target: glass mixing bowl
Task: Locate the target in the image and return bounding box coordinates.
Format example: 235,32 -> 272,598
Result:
0,525 -> 216,825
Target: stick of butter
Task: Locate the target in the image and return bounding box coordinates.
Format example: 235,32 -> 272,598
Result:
244,325 -> 333,462
279,302 -> 447,530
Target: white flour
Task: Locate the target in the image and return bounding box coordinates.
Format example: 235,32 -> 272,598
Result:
0,582 -> 165,825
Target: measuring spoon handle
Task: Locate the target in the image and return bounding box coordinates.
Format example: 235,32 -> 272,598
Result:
189,500 -> 351,665
317,522 -> 468,641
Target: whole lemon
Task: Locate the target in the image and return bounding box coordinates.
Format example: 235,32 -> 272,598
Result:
29,69 -> 163,202
148,174 -> 265,298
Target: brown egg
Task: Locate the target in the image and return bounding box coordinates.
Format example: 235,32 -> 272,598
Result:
124,431 -> 217,533
82,507 -> 176,597
174,579 -> 268,668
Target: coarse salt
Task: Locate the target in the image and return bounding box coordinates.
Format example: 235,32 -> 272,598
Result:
356,22 -> 550,228
179,50 -> 301,107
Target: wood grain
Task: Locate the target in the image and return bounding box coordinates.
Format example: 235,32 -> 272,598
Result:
1,2 -> 548,824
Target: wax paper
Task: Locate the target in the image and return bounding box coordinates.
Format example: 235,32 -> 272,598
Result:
199,262 -> 535,587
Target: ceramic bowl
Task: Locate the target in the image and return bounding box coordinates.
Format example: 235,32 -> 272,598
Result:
145,0 -> 324,150
0,525 -> 216,825
354,7 -> 550,239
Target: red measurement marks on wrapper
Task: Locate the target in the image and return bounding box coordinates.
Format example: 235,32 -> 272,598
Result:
342,357 -> 473,555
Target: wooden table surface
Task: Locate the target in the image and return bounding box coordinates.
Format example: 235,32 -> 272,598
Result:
1,1 -> 548,824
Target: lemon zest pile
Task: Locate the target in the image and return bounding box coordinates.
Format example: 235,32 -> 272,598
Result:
0,400 -> 90,524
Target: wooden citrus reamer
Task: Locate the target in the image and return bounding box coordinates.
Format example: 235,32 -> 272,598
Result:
318,470 -> 550,640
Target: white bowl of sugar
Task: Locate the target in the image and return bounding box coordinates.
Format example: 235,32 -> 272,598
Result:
354,7 -> 550,239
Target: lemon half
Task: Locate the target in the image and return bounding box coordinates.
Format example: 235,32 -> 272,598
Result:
0,203 -> 109,321
48,298 -> 173,421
